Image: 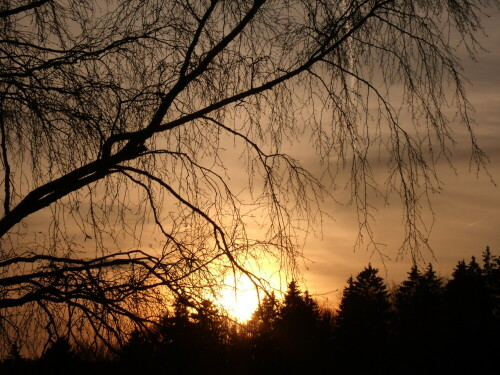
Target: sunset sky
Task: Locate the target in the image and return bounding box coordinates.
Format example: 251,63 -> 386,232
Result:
218,8 -> 500,320
6,3 -> 500,364
5,2 -> 499,323
298,8 -> 500,306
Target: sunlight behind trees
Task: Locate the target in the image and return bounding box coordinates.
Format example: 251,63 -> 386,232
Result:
219,275 -> 260,322
1,0 -> 498,357
217,253 -> 286,321
1,247 -> 498,374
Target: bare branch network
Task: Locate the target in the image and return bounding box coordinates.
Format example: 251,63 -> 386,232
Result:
0,0 -> 495,356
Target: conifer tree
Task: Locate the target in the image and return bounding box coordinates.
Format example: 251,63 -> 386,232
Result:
246,292 -> 281,372
482,246 -> 500,318
444,253 -> 498,373
2,0 -> 495,354
394,263 -> 444,370
335,265 -> 393,372
274,281 -> 325,372
248,292 -> 280,335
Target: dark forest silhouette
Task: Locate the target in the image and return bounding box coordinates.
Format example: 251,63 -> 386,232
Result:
2,1 -> 496,355
2,247 -> 499,374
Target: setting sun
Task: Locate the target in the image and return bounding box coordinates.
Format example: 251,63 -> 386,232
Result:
219,275 -> 260,322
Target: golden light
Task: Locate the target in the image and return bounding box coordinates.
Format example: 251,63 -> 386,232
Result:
216,248 -> 286,322
219,274 -> 260,322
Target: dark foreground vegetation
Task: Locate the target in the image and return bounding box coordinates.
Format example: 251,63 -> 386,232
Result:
2,247 -> 499,375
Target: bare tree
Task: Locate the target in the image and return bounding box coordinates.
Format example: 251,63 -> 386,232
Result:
0,0 -> 495,356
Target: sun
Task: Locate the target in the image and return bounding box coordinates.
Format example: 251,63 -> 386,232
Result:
219,275 -> 260,322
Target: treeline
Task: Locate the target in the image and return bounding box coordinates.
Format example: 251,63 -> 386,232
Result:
3,247 -> 499,374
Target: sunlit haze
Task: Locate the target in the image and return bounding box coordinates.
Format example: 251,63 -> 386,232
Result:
2,2 -> 500,372
219,275 -> 260,322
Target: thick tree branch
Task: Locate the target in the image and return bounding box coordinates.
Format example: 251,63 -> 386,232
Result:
0,0 -> 52,19
0,104 -> 10,215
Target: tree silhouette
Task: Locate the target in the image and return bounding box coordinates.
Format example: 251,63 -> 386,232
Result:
249,292 -> 280,333
335,264 -> 393,372
274,281 -> 327,371
245,292 -> 281,372
482,246 -> 500,317
40,337 -> 75,375
443,251 -> 499,373
119,297 -> 237,374
2,249 -> 499,373
0,0 -> 495,355
394,264 -> 444,372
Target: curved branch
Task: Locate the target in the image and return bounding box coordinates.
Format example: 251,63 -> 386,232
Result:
0,0 -> 52,19
0,104 -> 11,215
114,165 -> 263,286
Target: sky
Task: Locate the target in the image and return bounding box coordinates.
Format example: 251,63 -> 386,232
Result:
298,8 -> 500,307
219,8 -> 500,319
6,3 -> 499,322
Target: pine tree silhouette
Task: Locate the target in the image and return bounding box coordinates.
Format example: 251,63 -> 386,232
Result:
443,252 -> 499,373
335,265 -> 393,373
394,263 -> 444,373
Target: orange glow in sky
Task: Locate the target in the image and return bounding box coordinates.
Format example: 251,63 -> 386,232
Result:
219,274 -> 260,321
217,256 -> 286,321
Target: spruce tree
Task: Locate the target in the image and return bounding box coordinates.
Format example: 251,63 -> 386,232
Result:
274,281 -> 324,372
394,263 -> 444,371
335,265 -> 393,372
444,253 -> 498,373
